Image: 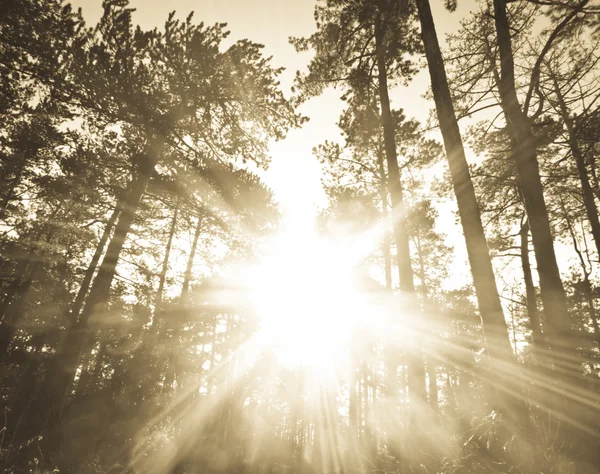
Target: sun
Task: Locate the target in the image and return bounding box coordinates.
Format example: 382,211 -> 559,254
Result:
245,218 -> 370,375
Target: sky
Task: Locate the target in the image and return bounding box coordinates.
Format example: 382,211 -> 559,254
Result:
69,0 -> 480,215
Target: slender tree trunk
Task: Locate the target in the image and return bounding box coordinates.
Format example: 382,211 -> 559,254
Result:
377,147 -> 393,290
415,0 -> 515,363
78,342 -> 106,395
492,0 -> 569,349
415,0 -> 532,435
161,213 -> 204,393
181,214 -> 203,298
375,15 -> 426,408
73,339 -> 98,396
550,71 -> 600,260
375,43 -> 415,294
520,219 -> 542,344
155,205 -> 178,315
150,204 -> 179,394
67,203 -> 121,326
42,161 -> 153,426
415,234 -> 439,408
377,137 -> 399,461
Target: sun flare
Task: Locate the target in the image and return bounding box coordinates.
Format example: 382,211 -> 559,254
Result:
244,220 -> 371,374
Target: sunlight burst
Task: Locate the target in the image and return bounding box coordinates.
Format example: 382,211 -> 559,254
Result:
246,220 -> 369,374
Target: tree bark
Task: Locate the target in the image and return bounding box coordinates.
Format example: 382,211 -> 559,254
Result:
415,0 -> 533,432
42,157 -> 153,425
377,146 -> 393,290
519,219 -> 542,345
492,0 -> 570,348
67,203 -> 121,327
76,341 -> 106,396
415,233 -> 439,408
181,214 -> 203,299
415,0 -> 515,363
152,204 -> 179,392
375,14 -> 426,408
155,205 -> 179,315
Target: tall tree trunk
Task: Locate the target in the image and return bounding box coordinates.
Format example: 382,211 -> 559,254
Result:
151,204 -> 179,393
181,214 -> 203,299
42,160 -> 153,427
550,71 -> 600,260
519,219 -> 542,344
377,146 -> 393,290
492,0 -> 570,349
375,14 -> 426,408
415,234 -> 439,408
155,205 -> 179,315
67,203 -> 121,327
415,0 -> 530,432
415,0 -> 515,364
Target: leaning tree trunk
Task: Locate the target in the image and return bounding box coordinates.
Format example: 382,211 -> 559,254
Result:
415,0 -> 531,431
375,16 -> 427,410
492,0 -> 570,351
41,157 -> 154,432
155,204 -> 179,389
66,201 -> 121,326
415,0 -> 516,363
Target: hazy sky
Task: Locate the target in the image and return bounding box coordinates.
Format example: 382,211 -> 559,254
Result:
69,0 -> 479,215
